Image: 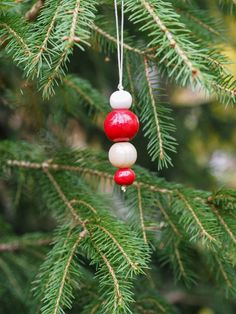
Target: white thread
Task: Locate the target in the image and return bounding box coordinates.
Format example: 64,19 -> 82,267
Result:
114,0 -> 124,90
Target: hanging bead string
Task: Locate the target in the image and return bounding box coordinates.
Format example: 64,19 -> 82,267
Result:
103,0 -> 139,190
114,0 -> 124,91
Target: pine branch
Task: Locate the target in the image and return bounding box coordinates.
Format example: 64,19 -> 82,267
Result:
92,15 -> 235,107
175,191 -> 217,244
91,23 -> 154,58
140,58 -> 177,168
144,59 -> 165,162
125,0 -> 200,80
0,257 -> 23,300
5,159 -> 173,194
125,184 -> 168,245
216,257 -> 233,289
174,245 -> 188,280
34,226 -> 86,314
205,201 -> 236,253
205,251 -> 236,297
89,238 -> 124,309
0,14 -> 31,66
45,234 -> 85,314
2,6 -> 235,106
26,0 -> 62,78
172,1 -> 224,41
159,238 -> 198,286
2,141 -> 236,302
52,240 -> 81,313
44,169 -> 86,227
211,205 -> 236,245
138,298 -> 165,313
139,0 -> 198,76
179,10 -> 220,37
157,200 -> 181,238
133,286 -> 179,313
13,156 -> 150,313
125,0 -> 236,105
42,0 -> 97,97
3,152 -> 220,248
156,197 -> 198,286
137,186 -> 148,244
81,301 -> 102,314
5,149 -> 236,257
2,2 -> 236,311
208,190 -> 236,211
22,0 -> 98,97
41,0 -> 82,96
81,206 -> 150,313
94,224 -> 140,271
62,74 -> 108,115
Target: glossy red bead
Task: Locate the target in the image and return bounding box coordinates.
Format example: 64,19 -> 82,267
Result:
104,109 -> 139,142
114,168 -> 136,186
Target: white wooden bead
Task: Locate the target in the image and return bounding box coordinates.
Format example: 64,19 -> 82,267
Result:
110,90 -> 132,109
108,142 -> 137,168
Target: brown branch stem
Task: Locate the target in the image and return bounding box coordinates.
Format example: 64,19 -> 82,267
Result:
25,0 -> 45,21
6,159 -> 172,194
0,238 -> 51,252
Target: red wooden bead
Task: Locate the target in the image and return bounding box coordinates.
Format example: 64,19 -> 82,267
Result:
104,109 -> 139,142
114,168 -> 135,186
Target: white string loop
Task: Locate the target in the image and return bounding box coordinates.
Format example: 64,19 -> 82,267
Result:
114,0 -> 124,91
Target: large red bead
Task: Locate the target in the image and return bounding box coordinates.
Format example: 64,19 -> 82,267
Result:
104,109 -> 139,142
114,168 -> 135,186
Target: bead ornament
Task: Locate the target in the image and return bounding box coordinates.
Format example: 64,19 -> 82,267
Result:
105,1 -> 138,189
104,89 -> 139,189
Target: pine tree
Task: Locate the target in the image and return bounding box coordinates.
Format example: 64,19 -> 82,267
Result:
0,1 -> 236,313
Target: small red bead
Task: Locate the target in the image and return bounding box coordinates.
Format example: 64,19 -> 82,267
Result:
104,109 -> 139,142
114,168 -> 135,186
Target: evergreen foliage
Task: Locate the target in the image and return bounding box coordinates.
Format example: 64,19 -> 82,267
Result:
0,0 -> 236,313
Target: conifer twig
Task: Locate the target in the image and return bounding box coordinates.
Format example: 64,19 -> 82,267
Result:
0,23 -> 31,56
137,186 -> 148,244
32,1 -> 62,68
143,57 -> 165,161
6,159 -> 172,194
63,77 -> 98,109
140,0 -> 198,77
177,192 -> 216,242
175,8 -> 221,37
95,224 -> 139,271
89,237 -> 123,307
210,205 -> 236,245
174,245 -> 188,280
137,298 -> 166,312
214,255 -> 233,289
44,169 -> 86,228
92,24 -> 154,57
70,199 -> 97,214
157,200 -> 181,237
52,234 -> 86,314
89,303 -> 101,314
